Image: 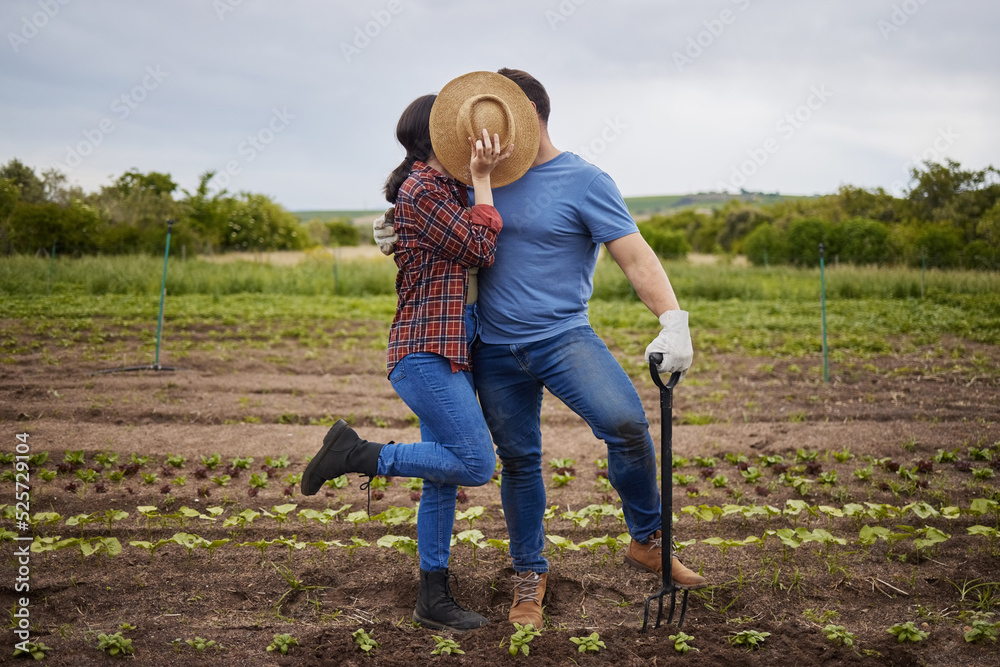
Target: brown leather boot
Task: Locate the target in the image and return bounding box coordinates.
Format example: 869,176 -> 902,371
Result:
508,571 -> 547,629
624,530 -> 708,589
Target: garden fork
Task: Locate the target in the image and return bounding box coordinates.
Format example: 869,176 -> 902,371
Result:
640,353 -> 690,632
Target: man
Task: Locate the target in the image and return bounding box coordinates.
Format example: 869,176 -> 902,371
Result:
375,68 -> 707,629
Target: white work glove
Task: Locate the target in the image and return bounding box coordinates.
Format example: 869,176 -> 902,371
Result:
644,310 -> 693,380
372,206 -> 397,256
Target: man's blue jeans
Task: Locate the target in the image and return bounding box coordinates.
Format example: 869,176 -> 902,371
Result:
473,324 -> 661,573
378,305 -> 495,572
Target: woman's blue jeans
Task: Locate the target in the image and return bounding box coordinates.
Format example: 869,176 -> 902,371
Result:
378,305 -> 495,572
472,324 -> 661,573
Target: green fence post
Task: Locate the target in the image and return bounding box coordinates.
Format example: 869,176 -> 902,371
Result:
47,242 -> 56,295
819,243 -> 829,383
154,220 -> 174,369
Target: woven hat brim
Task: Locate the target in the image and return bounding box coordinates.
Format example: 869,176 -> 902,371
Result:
429,71 -> 540,188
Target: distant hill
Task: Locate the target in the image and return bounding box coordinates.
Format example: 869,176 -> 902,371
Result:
623,192 -> 815,218
294,191 -> 817,224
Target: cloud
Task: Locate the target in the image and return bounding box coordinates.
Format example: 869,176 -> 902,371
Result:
1,0 -> 997,209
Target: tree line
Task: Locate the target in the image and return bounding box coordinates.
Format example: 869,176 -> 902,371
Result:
0,160 -> 358,256
2,158 -> 997,270
638,159 -> 1000,270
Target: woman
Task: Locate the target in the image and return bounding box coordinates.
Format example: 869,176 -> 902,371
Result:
302,76 -> 533,632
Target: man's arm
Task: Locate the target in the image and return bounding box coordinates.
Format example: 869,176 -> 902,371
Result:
605,232 -> 692,376
604,232 -> 679,315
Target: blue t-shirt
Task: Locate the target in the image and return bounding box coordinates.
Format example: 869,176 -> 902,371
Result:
471,152 -> 638,344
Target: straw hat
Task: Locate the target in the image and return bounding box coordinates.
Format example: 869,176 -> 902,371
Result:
429,71 -> 540,188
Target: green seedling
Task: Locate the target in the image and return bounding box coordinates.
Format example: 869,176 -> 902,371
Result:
265,454 -> 291,468
343,536 -> 370,562
174,636 -> 220,652
402,477 -> 423,491
560,509 -> 590,531
166,453 -> 187,468
129,537 -> 172,563
455,505 -> 484,530
94,452 -> 119,468
367,475 -> 390,490
377,534 -> 419,561
227,456 -> 253,470
74,468 -> 98,493
546,534 -> 579,560
28,451 -> 49,466
248,472 -> 269,489
964,619 -> 999,643
822,624 -> 856,646
373,505 -> 415,527
454,529 -> 487,565
325,474 -> 349,490
13,638 -> 52,660
129,453 -> 151,467
887,621 -> 929,642
102,509 -> 129,533
509,623 -> 541,656
267,633 -> 299,655
729,629 -> 770,650
430,635 -> 463,655
542,505 -> 559,532
211,474 -> 231,487
200,453 -> 222,470
64,450 -> 85,466
552,472 -> 575,487
266,503 -> 298,527
569,632 -> 605,653
669,631 -> 697,653
803,608 -> 839,624
549,457 -> 575,471
96,631 -> 134,656
352,628 -> 378,654
832,448 -> 854,463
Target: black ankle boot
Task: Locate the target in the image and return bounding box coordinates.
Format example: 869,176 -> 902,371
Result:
413,569 -> 488,633
300,419 -> 385,496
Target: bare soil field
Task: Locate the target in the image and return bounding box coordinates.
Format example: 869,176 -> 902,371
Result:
1,317 -> 999,665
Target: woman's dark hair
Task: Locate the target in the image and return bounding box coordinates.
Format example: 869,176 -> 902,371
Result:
384,94 -> 436,204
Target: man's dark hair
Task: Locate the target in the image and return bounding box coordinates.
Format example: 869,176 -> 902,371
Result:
498,68 -> 550,125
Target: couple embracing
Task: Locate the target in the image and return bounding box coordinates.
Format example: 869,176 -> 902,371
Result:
302,68 -> 707,633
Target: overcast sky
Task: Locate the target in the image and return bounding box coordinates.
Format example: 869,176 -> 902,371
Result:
2,0 -> 998,211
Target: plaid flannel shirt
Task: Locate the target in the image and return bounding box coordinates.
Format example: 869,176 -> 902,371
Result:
386,162 -> 502,376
